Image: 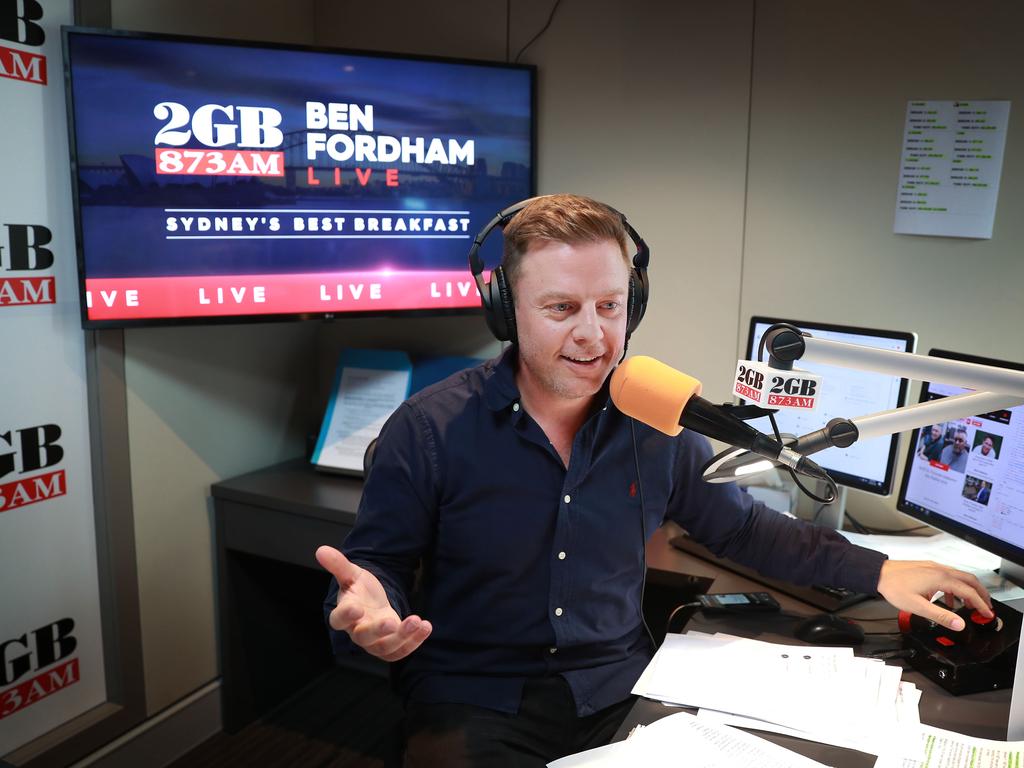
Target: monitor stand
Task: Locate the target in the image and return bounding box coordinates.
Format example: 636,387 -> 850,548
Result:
1002,559 -> 1024,589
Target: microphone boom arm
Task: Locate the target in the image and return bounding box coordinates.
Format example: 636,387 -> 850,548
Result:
704,332 -> 1024,483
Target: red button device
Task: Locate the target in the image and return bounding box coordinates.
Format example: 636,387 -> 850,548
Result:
970,610 -> 1001,632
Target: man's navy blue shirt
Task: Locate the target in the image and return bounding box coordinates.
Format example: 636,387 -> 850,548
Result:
326,348 -> 885,716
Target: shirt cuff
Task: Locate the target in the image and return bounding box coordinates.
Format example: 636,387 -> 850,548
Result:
839,543 -> 889,596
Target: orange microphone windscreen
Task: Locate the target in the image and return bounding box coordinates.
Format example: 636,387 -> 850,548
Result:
609,356 -> 703,436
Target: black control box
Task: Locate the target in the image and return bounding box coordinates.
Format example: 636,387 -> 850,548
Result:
901,598 -> 1021,696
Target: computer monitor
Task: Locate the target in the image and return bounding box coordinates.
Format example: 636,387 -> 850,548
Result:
743,317 -> 917,495
897,349 -> 1024,572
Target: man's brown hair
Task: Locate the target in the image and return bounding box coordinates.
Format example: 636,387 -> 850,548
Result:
501,194 -> 630,287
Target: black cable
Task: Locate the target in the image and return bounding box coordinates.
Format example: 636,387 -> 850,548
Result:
842,511 -> 871,535
866,648 -> 914,661
842,509 -> 931,536
756,326 -> 838,507
664,602 -> 701,636
767,411 -> 837,505
513,0 -> 563,63
631,419 -> 657,650
505,0 -> 511,63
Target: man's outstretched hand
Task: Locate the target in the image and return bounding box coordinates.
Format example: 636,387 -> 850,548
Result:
877,559 -> 994,631
316,545 -> 432,662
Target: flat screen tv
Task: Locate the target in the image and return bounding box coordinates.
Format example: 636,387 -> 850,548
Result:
62,27 -> 535,328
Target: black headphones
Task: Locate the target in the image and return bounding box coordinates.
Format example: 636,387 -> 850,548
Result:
467,196 -> 651,344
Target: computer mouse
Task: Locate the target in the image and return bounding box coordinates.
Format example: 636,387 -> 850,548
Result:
793,613 -> 865,645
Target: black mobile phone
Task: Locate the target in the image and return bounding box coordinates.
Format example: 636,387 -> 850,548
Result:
697,592 -> 781,615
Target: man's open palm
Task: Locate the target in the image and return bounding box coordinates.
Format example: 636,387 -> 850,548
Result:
316,545 -> 432,662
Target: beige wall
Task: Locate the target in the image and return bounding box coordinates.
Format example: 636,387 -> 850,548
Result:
123,323 -> 316,712
105,0 -> 1023,717
515,0 -> 755,399
111,0 -> 315,42
320,0 -> 755,396
742,0 -> 1024,524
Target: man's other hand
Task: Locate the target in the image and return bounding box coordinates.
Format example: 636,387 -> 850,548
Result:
315,545 -> 432,661
877,559 -> 994,631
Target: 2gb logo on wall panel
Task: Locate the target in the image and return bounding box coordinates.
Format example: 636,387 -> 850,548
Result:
0,619 -> 80,720
0,224 -> 56,306
0,423 -> 66,513
0,0 -> 47,85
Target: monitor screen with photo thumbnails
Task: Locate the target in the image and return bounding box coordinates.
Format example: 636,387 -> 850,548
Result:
897,349 -> 1024,568
743,317 -> 916,496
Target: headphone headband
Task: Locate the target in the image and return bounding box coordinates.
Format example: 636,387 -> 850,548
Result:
467,196 -> 651,343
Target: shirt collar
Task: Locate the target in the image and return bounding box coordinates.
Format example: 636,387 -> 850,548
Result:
482,345 -> 615,414
483,346 -> 521,411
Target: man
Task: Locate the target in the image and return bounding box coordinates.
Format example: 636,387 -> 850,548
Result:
918,424 -> 944,462
317,195 -> 991,767
977,483 -> 991,504
941,428 -> 970,473
973,435 -> 998,460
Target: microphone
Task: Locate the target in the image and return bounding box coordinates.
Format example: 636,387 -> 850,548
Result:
609,356 -> 827,478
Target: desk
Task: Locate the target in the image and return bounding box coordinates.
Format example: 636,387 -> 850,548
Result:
213,460 -> 1010,745
212,458 -> 374,732
624,523 -> 1012,764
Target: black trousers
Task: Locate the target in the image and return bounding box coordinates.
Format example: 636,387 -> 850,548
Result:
403,676 -> 635,767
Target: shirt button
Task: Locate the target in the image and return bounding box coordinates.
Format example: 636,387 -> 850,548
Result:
564,494 -> 571,504
549,647 -> 558,654
558,551 -> 566,560
555,607 -> 563,617
512,402 -> 520,412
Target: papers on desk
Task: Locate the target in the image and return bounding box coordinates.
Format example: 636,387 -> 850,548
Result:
547,711 -> 830,768
312,349 -> 412,474
875,724 -> 1024,768
556,629 -> 1021,768
839,531 -> 1000,573
840,531 -> 1024,603
632,632 -> 921,759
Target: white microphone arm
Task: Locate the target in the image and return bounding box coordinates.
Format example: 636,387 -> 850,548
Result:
703,330 -> 1024,483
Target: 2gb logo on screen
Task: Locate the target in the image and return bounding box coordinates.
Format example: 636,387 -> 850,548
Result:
153,102 -> 285,177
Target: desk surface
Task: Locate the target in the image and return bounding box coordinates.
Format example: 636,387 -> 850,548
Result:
633,523 -> 1011,762
212,457 -> 363,525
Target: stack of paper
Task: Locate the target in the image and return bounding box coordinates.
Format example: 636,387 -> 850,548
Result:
551,630 -> 1023,767
548,711 -> 832,768
632,632 -> 922,758
547,711 -> 1024,768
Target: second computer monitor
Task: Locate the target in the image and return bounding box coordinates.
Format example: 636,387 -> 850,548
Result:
744,317 -> 917,495
897,349 -> 1024,569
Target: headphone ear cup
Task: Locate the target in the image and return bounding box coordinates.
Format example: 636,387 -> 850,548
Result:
493,266 -> 518,344
626,267 -> 649,336
483,266 -> 517,343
